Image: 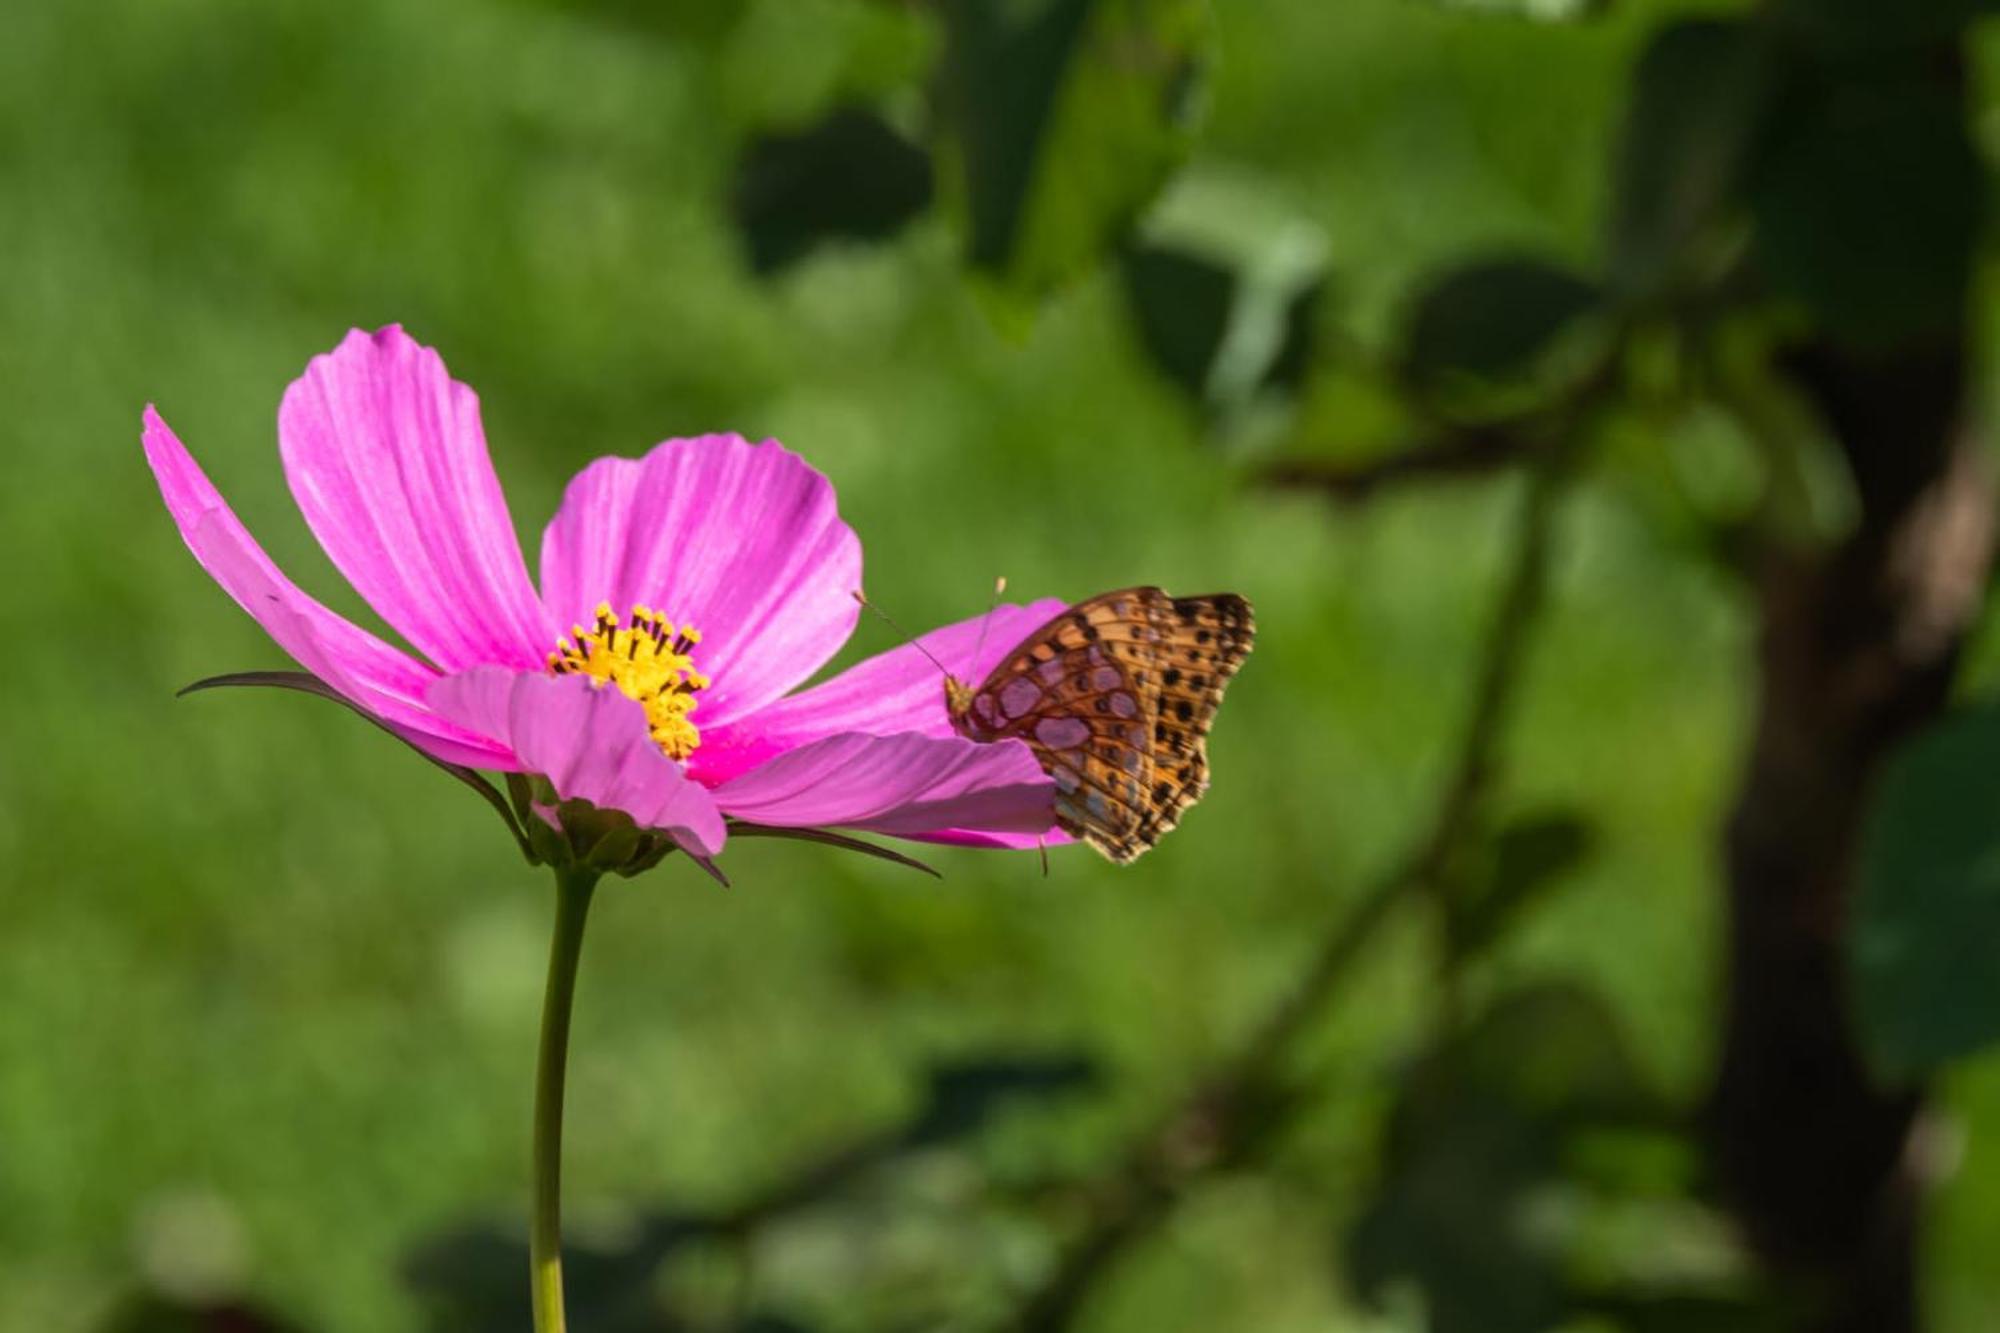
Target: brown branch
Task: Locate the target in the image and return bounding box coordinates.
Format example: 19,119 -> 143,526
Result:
1260,425 -> 1533,503
1261,351 -> 1627,507
1708,350 -> 1993,1333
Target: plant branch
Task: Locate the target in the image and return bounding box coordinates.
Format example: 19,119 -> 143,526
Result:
531,868 -> 600,1333
1260,424 -> 1535,503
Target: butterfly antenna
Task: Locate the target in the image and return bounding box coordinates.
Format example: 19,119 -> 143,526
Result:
852,590 -> 955,680
968,576 -> 1007,675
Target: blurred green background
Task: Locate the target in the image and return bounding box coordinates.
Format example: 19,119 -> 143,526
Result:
4,0 -> 1999,1330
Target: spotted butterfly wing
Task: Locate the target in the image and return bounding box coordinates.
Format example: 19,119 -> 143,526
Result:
945,588 -> 1254,862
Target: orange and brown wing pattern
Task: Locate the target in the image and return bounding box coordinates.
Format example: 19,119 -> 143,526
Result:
1131,592 -> 1254,855
951,595 -> 1165,858
947,587 -> 1253,863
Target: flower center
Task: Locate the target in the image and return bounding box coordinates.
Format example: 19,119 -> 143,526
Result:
547,602 -> 709,760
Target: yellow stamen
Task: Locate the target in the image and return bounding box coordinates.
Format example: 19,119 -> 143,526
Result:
546,601 -> 708,760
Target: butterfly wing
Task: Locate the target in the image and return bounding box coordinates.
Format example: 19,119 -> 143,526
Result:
952,594 -> 1167,860
1131,592 -> 1255,853
951,588 -> 1254,863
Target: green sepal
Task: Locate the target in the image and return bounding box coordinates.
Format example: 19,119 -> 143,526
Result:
540,796 -> 702,881
506,773 -> 540,839
523,811 -> 571,869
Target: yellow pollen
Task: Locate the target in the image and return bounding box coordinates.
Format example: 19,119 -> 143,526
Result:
547,601 -> 709,760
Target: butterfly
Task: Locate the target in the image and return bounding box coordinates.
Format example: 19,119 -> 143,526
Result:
945,587 -> 1254,863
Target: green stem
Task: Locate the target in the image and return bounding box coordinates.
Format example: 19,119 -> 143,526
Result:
531,868 -> 599,1333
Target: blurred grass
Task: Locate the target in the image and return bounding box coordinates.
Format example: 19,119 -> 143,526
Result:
0,0 -> 1992,1330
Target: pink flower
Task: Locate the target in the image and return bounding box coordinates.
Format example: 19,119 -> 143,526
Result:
144,326 -> 1060,870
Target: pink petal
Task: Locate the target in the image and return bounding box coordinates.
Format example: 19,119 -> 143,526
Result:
428,667 -> 726,858
691,599 -> 1068,784
144,406 -> 515,769
538,436 -> 861,729
912,827 -> 1076,851
713,732 -> 1055,838
278,327 -> 552,673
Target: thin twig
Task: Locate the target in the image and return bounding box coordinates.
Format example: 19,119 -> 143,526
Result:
1261,425 -> 1534,503
1262,350 -> 1626,506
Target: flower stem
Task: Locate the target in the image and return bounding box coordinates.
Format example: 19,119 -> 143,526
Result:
531,867 -> 599,1333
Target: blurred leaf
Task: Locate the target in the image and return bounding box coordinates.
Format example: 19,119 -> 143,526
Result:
1750,66 -> 1978,349
97,1293 -> 304,1333
731,107 -> 934,274
1120,241 -> 1322,413
1851,702 -> 2000,1077
1121,244 -> 1232,394
1344,983 -> 1660,1333
908,1052 -> 1102,1146
936,0 -> 1210,305
409,1215 -> 828,1332
1490,812 -> 1594,896
1605,18 -> 1771,300
408,1215 -> 702,1333
405,1049 -> 1098,1331
1401,255 -> 1600,390
1583,1292 -> 1785,1333
1768,0 -> 1987,51
1452,811 -> 1597,958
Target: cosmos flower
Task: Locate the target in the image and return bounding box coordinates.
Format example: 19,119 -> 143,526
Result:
143,325 -> 1061,871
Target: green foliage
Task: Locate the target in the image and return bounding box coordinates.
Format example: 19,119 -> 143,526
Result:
1399,255 -> 1601,395
520,0 -> 751,45
1770,0 -> 1990,51
1343,984 -> 1706,1333
405,1052 -> 1098,1331
1604,18 -> 1772,300
1119,240 -> 1321,416
934,0 -> 1211,306
1450,810 -> 1597,960
1853,704 -> 2000,1078
10,0 -> 2000,1329
1749,65 -> 1980,349
732,108 -> 933,274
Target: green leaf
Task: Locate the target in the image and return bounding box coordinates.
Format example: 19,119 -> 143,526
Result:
1852,702 -> 2000,1077
1768,0 -> 1986,52
1582,1293 -> 1785,1333
100,1292 -> 303,1333
1401,255 -> 1600,390
1750,66 -> 1978,349
1119,240 -> 1321,413
1121,243 -> 1233,395
1451,811 -> 1596,958
935,0 -> 1210,304
1604,18 -> 1772,300
731,107 -> 933,273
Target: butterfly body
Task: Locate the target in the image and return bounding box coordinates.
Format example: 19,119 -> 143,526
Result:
945,587 -> 1254,862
